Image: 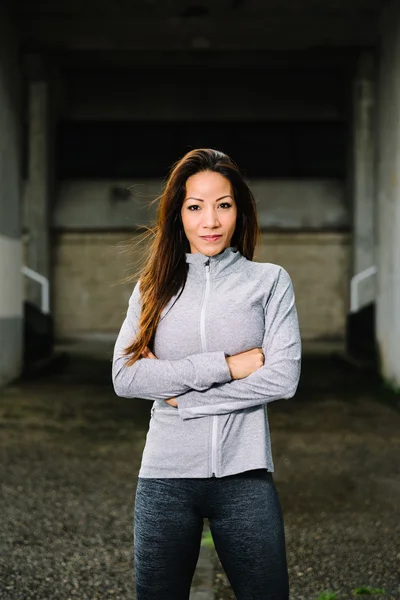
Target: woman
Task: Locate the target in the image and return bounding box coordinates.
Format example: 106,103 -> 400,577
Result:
112,148 -> 301,600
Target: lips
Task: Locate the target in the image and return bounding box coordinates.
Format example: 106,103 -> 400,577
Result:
201,235 -> 222,241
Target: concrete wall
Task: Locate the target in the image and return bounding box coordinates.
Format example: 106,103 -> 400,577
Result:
54,178 -> 348,231
0,11 -> 22,386
50,177 -> 350,342
375,0 -> 400,387
50,231 -> 350,342
45,62 -> 350,344
23,65 -> 53,308
350,52 -> 376,309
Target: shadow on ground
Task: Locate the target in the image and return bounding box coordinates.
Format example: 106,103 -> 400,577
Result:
0,348 -> 399,600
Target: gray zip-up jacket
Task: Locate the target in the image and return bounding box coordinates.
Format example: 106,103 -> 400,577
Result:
112,245 -> 301,478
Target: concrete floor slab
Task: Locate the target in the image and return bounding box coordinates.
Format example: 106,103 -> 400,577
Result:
0,350 -> 399,599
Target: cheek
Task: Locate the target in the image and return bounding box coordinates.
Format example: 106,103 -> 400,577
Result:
225,209 -> 237,230
181,210 -> 197,232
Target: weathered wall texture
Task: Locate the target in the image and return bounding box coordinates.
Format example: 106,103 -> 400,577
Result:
54,178 -> 348,231
50,231 -> 350,342
255,232 -> 350,340
50,176 -> 350,342
376,0 -> 400,387
0,11 -> 22,387
45,61 -> 349,345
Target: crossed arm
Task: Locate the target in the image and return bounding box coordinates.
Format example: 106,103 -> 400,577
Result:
112,280 -> 233,401
112,267 -> 301,421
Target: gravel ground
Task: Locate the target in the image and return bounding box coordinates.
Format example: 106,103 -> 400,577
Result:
0,351 -> 150,600
0,350 -> 399,600
213,356 -> 400,600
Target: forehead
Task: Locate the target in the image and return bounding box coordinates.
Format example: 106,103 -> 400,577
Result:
185,171 -> 231,196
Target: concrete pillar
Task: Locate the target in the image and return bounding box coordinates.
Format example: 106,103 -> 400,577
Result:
351,51 -> 376,308
23,56 -> 53,309
0,11 -> 23,386
376,0 -> 400,387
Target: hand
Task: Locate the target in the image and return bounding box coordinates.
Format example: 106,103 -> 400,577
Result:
165,398 -> 178,407
141,347 -> 178,408
141,346 -> 157,359
226,347 -> 264,380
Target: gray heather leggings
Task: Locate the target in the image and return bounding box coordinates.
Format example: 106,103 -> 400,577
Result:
133,469 -> 289,600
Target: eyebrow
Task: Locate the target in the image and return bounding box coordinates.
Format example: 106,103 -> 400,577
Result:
184,195 -> 232,203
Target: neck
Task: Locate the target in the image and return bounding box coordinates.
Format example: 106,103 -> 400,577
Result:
185,245 -> 245,279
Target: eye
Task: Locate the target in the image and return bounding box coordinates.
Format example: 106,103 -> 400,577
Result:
187,203 -> 232,211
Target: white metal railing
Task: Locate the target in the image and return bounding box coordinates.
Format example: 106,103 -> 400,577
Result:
350,265 -> 377,313
21,265 -> 50,315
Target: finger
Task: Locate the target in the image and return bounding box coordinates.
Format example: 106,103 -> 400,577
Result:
142,350 -> 156,359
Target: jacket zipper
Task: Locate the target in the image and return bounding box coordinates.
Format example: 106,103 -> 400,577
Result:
200,258 -> 217,478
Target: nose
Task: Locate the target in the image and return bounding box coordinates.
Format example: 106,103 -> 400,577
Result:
202,206 -> 220,228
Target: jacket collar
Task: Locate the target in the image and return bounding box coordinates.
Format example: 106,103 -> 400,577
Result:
185,245 -> 245,279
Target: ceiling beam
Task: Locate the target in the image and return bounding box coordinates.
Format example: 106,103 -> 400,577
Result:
16,14 -> 380,51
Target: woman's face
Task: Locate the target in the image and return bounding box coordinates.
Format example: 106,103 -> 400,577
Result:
181,170 -> 238,256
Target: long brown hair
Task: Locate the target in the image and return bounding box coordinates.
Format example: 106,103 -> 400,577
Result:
123,148 -> 261,365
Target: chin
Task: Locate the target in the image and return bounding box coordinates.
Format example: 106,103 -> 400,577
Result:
198,240 -> 226,253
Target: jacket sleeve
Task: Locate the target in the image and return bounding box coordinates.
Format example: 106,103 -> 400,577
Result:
112,281 -> 232,401
176,267 -> 301,420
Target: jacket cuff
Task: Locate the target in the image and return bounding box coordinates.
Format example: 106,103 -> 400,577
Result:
192,350 -> 232,388
213,351 -> 232,384
177,351 -> 231,419
176,390 -> 201,420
